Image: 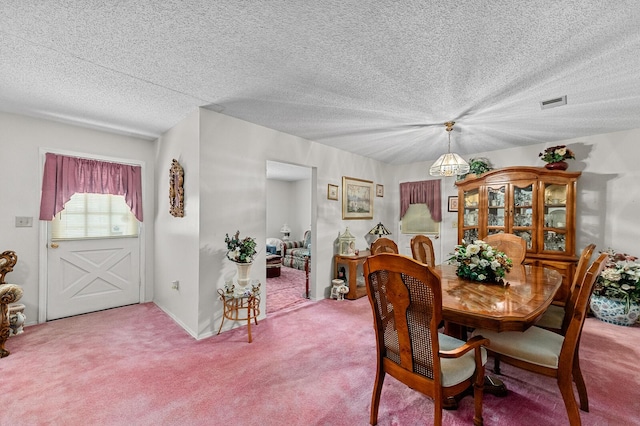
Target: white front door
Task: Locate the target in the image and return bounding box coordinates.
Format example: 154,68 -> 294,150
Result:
46,237 -> 140,320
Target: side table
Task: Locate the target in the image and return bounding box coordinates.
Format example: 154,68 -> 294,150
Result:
333,250 -> 370,300
217,283 -> 261,343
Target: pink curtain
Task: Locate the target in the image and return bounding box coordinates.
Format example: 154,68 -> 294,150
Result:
399,180 -> 442,222
39,153 -> 143,222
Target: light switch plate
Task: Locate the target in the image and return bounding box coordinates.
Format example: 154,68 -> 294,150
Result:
15,216 -> 33,227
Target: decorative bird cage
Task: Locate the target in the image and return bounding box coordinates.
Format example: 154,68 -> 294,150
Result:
339,227 -> 356,256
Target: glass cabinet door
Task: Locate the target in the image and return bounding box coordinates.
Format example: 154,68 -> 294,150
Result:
486,185 -> 506,236
512,183 -> 534,249
462,188 -> 479,242
543,183 -> 568,253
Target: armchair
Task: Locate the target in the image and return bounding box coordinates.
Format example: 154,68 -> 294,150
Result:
364,253 -> 488,425
1,250 -> 23,358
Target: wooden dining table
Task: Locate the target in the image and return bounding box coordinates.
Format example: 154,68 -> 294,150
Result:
433,263 -> 563,336
432,262 -> 563,406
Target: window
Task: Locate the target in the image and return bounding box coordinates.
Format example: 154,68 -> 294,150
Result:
401,203 -> 440,234
51,193 -> 139,240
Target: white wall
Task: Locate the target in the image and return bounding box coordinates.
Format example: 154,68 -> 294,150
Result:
266,179 -> 293,239
191,108 -> 390,338
266,177 -> 312,242
153,109 -> 201,336
0,111 -> 156,324
292,178 -> 312,240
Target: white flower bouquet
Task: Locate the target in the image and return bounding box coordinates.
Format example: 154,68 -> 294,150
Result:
448,240 -> 513,283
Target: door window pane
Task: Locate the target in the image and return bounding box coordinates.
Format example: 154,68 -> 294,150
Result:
52,193 -> 139,239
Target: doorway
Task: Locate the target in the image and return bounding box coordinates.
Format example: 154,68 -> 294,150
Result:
266,161 -> 315,314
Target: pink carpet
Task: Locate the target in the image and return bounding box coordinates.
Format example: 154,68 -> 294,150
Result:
266,266 -> 312,315
1,298 -> 639,425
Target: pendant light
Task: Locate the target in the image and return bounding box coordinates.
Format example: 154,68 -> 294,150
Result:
429,121 -> 470,177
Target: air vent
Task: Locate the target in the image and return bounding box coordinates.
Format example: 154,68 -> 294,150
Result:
540,95 -> 567,110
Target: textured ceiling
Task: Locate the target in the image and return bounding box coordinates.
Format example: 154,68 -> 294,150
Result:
2,1 -> 640,164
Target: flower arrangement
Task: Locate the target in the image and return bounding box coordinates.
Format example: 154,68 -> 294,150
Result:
593,248 -> 640,313
448,240 -> 513,283
538,145 -> 575,164
224,231 -> 257,263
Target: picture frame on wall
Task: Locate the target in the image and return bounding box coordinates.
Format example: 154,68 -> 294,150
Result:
448,196 -> 459,212
327,184 -> 339,200
376,184 -> 384,197
169,159 -> 184,217
342,176 -> 374,220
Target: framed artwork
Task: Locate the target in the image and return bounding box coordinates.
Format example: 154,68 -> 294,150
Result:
448,196 -> 459,212
169,159 -> 184,217
327,184 -> 339,200
342,176 -> 374,220
376,184 -> 384,197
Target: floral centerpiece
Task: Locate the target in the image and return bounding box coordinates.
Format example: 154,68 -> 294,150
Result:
448,240 -> 513,284
539,145 -> 575,170
224,231 -> 257,263
592,248 -> 640,317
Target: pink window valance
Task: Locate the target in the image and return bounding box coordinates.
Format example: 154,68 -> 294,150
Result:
399,180 -> 442,222
39,153 -> 143,222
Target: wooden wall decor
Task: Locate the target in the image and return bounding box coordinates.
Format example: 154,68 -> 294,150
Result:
169,159 -> 184,217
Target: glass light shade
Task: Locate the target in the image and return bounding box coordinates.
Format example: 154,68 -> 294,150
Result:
368,222 -> 391,236
280,224 -> 291,233
429,152 -> 470,177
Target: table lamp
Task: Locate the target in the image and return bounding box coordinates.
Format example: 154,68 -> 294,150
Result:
280,223 -> 291,241
368,222 -> 391,240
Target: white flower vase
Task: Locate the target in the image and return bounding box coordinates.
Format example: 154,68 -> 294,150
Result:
235,262 -> 253,288
590,294 -> 640,326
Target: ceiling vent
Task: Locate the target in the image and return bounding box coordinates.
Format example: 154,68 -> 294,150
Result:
540,95 -> 567,110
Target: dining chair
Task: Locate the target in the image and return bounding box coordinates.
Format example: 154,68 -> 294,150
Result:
364,253 -> 489,426
410,234 -> 436,266
536,244 -> 596,333
484,233 -> 527,264
471,253 -> 608,426
370,237 -> 398,254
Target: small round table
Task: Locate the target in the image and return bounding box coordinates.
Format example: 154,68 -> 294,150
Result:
217,283 -> 261,343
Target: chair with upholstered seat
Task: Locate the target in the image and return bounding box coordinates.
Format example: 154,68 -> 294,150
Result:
370,237 -> 398,255
471,253 -> 607,426
410,234 -> 436,266
1,250 -> 23,358
484,233 -> 527,264
364,253 -> 489,426
536,244 -> 596,333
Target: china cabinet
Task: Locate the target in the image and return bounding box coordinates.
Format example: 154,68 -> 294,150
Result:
455,167 -> 581,303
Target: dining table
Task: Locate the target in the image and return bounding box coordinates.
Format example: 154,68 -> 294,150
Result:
432,262 -> 563,406
434,263 -> 563,336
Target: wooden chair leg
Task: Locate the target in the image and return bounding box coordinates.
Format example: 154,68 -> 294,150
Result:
434,393 -> 443,426
370,369 -> 384,425
558,372 -> 581,426
572,352 -> 589,412
473,369 -> 485,426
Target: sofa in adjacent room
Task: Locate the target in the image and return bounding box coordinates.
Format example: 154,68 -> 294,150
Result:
282,230 -> 311,271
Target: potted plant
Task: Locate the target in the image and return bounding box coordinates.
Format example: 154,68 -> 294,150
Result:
538,145 -> 575,170
448,239 -> 513,284
225,231 -> 257,288
458,157 -> 493,180
590,248 -> 640,326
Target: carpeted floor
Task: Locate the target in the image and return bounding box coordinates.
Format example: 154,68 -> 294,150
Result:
266,266 -> 313,315
2,298 -> 639,425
